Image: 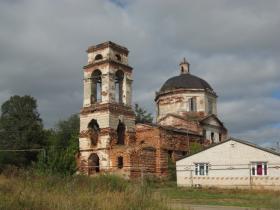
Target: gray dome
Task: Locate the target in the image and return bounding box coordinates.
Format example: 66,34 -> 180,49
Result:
160,73 -> 213,92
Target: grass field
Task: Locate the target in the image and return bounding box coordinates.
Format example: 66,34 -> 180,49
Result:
0,172 -> 280,210
157,183 -> 280,209
0,173 -> 169,210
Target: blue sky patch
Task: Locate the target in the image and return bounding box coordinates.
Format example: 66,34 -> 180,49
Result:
272,90 -> 280,99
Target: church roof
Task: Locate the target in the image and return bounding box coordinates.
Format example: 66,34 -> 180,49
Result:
160,73 -> 213,92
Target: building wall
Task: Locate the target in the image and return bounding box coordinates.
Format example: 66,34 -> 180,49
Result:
135,124 -> 201,177
205,93 -> 217,115
176,140 -> 280,189
156,91 -> 217,122
158,115 -> 202,133
156,92 -> 205,121
201,117 -> 227,143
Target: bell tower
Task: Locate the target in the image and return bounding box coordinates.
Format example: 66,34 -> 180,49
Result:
79,41 -> 135,174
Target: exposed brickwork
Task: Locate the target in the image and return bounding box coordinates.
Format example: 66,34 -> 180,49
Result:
80,103 -> 135,117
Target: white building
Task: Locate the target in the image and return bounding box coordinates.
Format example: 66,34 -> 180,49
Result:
176,138 -> 280,190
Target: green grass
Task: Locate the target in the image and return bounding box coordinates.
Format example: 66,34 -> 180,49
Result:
155,182 -> 280,209
1,172 -> 280,210
0,173 -> 170,210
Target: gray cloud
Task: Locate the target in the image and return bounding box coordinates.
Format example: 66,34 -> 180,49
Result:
0,0 -> 279,145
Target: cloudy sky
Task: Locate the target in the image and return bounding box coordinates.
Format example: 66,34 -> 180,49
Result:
0,0 -> 279,147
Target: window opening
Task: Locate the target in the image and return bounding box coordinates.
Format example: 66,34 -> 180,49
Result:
168,150 -> 173,159
189,97 -> 197,112
117,120 -> 125,145
195,163 -> 209,176
115,70 -> 124,103
115,54 -> 121,61
88,119 -> 100,131
88,153 -> 100,174
211,132 -> 215,143
219,133 -> 222,142
117,156 -> 124,169
91,70 -> 102,103
88,119 -> 100,146
95,54 -> 103,61
251,162 -> 267,176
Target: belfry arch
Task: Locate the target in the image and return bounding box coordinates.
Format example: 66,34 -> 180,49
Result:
91,69 -> 102,103
115,70 -> 124,103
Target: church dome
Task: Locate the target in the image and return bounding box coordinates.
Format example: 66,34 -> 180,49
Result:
160,73 -> 213,92
159,58 -> 214,93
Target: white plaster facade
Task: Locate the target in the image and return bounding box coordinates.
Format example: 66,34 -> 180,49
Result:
156,92 -> 217,121
176,138 -> 280,190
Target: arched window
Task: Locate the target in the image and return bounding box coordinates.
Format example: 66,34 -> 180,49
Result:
115,70 -> 124,103
88,153 -> 100,174
88,119 -> 100,131
95,54 -> 103,61
91,70 -> 102,103
115,54 -> 121,61
117,156 -> 123,169
88,119 -> 100,146
117,120 -> 125,145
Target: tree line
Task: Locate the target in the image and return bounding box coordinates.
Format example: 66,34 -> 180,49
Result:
0,95 -> 153,175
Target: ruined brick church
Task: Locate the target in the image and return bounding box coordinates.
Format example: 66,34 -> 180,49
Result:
78,41 -> 227,178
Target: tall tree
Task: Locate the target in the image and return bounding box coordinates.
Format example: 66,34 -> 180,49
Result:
134,103 -> 153,124
0,95 -> 45,167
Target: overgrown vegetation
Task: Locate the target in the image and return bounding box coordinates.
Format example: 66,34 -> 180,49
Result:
0,172 -> 169,210
36,114 -> 79,175
189,142 -> 203,155
1,171 -> 280,210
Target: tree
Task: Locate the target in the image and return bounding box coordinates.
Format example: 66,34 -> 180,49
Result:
37,114 -> 79,175
134,103 -> 153,124
0,95 -> 45,167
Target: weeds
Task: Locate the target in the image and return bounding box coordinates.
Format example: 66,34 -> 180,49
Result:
0,173 -> 170,210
